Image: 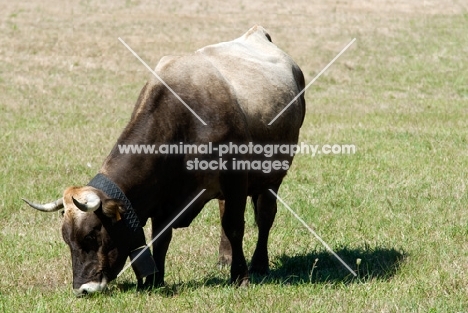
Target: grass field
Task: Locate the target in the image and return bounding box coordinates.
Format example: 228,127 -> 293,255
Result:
1,0 -> 468,312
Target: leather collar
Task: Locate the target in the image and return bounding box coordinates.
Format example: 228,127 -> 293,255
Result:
88,173 -> 143,231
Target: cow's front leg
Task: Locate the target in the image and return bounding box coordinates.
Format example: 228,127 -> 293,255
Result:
143,222 -> 172,288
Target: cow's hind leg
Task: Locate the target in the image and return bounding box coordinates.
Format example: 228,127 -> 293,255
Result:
220,173 -> 249,286
218,199 -> 232,266
250,187 -> 278,275
143,221 -> 172,288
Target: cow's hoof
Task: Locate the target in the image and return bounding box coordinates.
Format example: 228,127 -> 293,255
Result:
136,275 -> 165,291
136,278 -> 145,290
239,277 -> 249,288
231,275 -> 249,287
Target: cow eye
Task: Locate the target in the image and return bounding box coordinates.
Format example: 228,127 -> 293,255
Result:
83,230 -> 98,244
83,225 -> 102,242
84,233 -> 96,242
81,232 -> 99,251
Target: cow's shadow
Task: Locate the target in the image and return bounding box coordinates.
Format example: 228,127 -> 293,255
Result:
118,245 -> 406,295
254,246 -> 406,285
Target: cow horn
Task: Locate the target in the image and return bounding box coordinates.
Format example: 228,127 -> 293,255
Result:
22,198 -> 64,212
72,194 -> 101,212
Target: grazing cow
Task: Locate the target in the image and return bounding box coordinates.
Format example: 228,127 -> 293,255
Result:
23,25 -> 306,296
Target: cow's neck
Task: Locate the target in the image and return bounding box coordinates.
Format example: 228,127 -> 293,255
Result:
99,80 -> 195,219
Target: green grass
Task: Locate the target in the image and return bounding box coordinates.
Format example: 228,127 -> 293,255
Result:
1,1 -> 468,312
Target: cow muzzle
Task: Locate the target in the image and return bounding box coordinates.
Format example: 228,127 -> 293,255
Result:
73,278 -> 108,297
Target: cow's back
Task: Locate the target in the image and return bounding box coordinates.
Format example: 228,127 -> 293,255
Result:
196,25 -> 306,144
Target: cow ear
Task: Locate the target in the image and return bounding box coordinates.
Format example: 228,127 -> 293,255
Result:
101,199 -> 125,222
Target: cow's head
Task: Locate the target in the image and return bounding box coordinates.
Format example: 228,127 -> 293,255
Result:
24,186 -> 129,296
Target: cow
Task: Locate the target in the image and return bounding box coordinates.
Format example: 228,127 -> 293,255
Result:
23,25 -> 306,296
